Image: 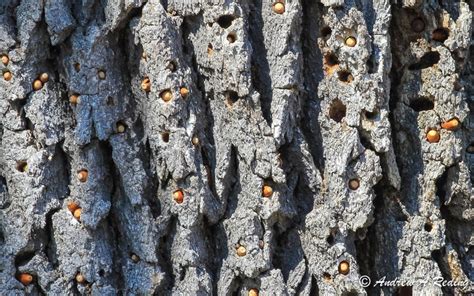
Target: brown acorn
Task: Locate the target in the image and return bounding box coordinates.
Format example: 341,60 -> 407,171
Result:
160,89 -> 173,102
33,79 -> 43,91
426,129 -> 440,143
262,185 -> 273,198
1,55 -> 9,65
273,2 -> 285,14
236,245 -> 247,257
173,189 -> 184,204
338,260 -> 350,275
18,273 -> 33,285
348,179 -> 360,190
345,36 -> 357,47
3,71 -> 12,81
77,170 -> 88,182
39,73 -> 49,83
441,118 -> 460,131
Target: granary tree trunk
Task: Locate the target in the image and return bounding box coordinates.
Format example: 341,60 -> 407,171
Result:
0,0 -> 473,295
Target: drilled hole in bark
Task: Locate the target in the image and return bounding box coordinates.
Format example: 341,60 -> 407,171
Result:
337,70 -> 353,83
74,63 -> 81,72
396,286 -> 413,296
217,15 -> 235,28
409,97 -> 434,111
225,91 -> 239,106
162,132 -> 170,143
432,28 -> 449,42
411,17 -> 425,33
207,43 -> 214,55
166,61 -> 177,72
364,110 -> 378,120
324,53 -> 339,66
321,26 -> 332,38
328,99 -> 346,123
326,234 -> 335,245
424,222 -> 433,232
408,51 -> 440,70
99,269 -> 105,277
16,161 -> 28,172
227,32 -> 237,43
323,272 -> 331,281
106,96 -> 114,106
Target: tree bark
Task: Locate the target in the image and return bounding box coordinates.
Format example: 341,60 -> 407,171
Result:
0,0 -> 473,295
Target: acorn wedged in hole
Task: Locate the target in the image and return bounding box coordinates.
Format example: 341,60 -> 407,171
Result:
3,71 -> 12,81
160,89 -> 173,102
18,273 -> 33,285
345,36 -> 357,47
33,79 -> 43,91
248,288 -> 259,296
1,54 -> 9,65
262,185 -> 273,198
173,189 -> 184,204
426,129 -> 440,143
273,2 -> 285,14
338,260 -> 350,275
77,170 -> 88,182
236,245 -> 247,257
441,118 -> 460,131
70,94 -> 80,104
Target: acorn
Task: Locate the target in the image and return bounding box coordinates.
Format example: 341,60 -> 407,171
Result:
77,170 -> 88,182
33,79 -> 43,91
345,36 -> 357,47
73,208 -> 82,220
180,87 -> 189,98
39,73 -> 49,83
248,288 -> 259,296
1,54 -> 9,65
338,260 -> 350,275
75,273 -> 85,284
426,129 -> 440,143
441,118 -> 460,131
273,2 -> 285,14
98,70 -> 106,80
236,245 -> 247,257
141,77 -> 151,92
192,136 -> 200,146
411,17 -> 425,33
3,71 -> 12,81
131,253 -> 140,263
348,179 -> 359,190
116,122 -> 126,133
160,89 -> 173,102
67,201 -> 80,213
262,185 -> 273,198
18,273 -> 33,285
173,189 -> 184,204
69,94 -> 80,104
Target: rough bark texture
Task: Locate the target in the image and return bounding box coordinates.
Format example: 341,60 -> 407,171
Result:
0,0 -> 473,295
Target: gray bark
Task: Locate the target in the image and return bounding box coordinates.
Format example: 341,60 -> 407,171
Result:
0,0 -> 473,295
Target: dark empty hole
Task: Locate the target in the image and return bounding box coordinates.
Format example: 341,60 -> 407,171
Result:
227,32 -> 237,43
338,70 -> 353,83
396,286 -> 413,296
424,222 -> 433,232
207,43 -> 213,55
321,26 -> 332,38
343,292 -> 358,296
217,15 -> 235,28
409,97 -> 434,112
162,132 -> 170,143
16,161 -> 28,172
324,53 -> 339,67
99,269 -> 105,277
323,272 -> 331,281
408,51 -> 440,70
432,28 -> 449,42
166,60 -> 177,72
106,96 -> 114,106
15,251 -> 35,266
74,63 -> 81,72
364,110 -> 378,120
326,234 -> 335,245
367,56 -> 376,74
225,91 -> 239,106
328,99 -> 346,123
